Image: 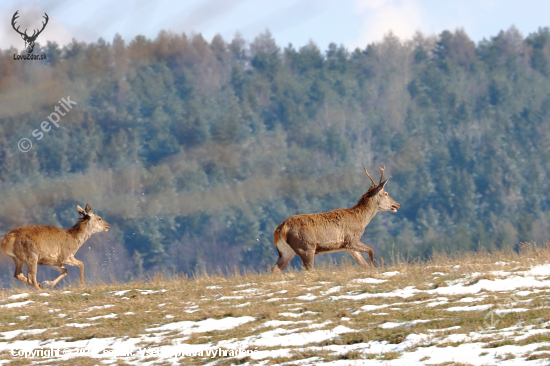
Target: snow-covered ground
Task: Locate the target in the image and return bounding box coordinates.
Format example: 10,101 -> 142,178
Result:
1,260 -> 550,365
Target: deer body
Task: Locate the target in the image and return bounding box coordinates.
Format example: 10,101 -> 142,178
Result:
1,204 -> 110,289
272,167 -> 399,274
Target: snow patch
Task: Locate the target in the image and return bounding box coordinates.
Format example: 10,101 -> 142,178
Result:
146,316 -> 255,335
350,278 -> 387,284
0,301 -> 33,308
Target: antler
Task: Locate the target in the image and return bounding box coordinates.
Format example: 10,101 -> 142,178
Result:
34,13 -> 49,38
11,11 -> 26,37
11,11 -> 48,39
378,166 -> 385,185
364,167 -> 376,186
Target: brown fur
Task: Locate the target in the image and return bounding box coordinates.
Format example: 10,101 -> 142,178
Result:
1,203 -> 110,289
272,168 -> 400,274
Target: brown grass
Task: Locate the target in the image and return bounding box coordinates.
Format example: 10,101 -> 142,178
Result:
0,245 -> 548,364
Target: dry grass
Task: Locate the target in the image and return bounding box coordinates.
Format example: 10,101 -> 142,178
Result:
0,245 -> 549,364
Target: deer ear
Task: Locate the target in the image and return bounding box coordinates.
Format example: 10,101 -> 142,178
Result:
367,185 -> 382,197
85,203 -> 93,215
379,178 -> 390,189
77,205 -> 86,217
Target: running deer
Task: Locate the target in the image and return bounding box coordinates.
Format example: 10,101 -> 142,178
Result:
1,203 -> 110,289
272,167 -> 399,274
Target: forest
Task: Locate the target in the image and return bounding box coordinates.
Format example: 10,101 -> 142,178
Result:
1,26 -> 550,284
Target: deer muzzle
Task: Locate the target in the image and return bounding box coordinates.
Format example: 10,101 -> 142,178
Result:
390,203 -> 400,213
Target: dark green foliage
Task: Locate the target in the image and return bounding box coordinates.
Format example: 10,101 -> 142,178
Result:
2,27 -> 550,282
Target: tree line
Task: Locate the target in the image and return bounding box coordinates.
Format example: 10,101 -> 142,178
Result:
0,26 -> 549,283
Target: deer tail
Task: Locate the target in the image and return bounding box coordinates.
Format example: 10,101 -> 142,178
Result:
1,233 -> 14,258
0,235 -> 11,258
273,223 -> 289,248
273,226 -> 281,247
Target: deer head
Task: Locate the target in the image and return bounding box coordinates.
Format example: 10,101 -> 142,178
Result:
364,166 -> 400,213
12,11 -> 49,54
77,203 -> 111,233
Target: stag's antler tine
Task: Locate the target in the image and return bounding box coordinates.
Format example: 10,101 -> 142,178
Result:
364,167 -> 376,186
378,166 -> 385,185
36,13 -> 49,35
11,11 -> 24,35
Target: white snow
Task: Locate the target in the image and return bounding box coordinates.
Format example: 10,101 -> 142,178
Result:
379,319 -> 437,329
359,303 -> 392,311
146,316 -> 255,334
265,297 -> 289,302
86,304 -> 115,311
381,271 -> 400,277
65,323 -> 93,328
232,302 -> 251,307
232,288 -> 260,294
234,325 -> 357,348
296,294 -> 317,301
444,304 -> 493,312
0,262 -> 549,365
0,328 -> 47,339
279,311 -> 318,318
0,300 -> 33,308
320,287 -> 341,295
110,290 -> 132,296
7,293 -> 29,300
350,278 -> 388,284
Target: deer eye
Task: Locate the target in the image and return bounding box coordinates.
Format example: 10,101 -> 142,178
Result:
385,192 -> 388,196
99,218 -> 102,221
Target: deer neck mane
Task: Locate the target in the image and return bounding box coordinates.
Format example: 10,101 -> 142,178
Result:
349,190 -> 379,226
67,218 -> 94,247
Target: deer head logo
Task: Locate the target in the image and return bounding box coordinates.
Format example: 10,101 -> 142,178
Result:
11,10 -> 49,54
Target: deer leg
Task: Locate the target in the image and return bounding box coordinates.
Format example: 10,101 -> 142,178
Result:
13,258 -> 30,285
272,241 -> 296,274
346,250 -> 370,267
65,257 -> 85,286
347,242 -> 374,266
42,265 -> 67,288
25,255 -> 41,290
297,249 -> 316,271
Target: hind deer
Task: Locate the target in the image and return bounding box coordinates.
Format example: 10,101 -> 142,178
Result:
272,167 -> 399,274
1,203 -> 110,289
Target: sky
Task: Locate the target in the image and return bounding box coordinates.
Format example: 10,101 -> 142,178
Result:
2,0 -> 550,52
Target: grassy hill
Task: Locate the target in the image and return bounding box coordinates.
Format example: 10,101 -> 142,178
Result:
0,246 -> 549,365
5,28 -> 550,280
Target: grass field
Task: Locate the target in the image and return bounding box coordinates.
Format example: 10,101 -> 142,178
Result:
0,244 -> 550,365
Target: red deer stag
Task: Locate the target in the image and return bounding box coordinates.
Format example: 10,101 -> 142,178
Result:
272,167 -> 399,274
1,203 -> 110,289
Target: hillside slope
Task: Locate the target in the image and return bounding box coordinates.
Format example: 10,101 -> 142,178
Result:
4,28 -> 550,279
0,246 -> 550,365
